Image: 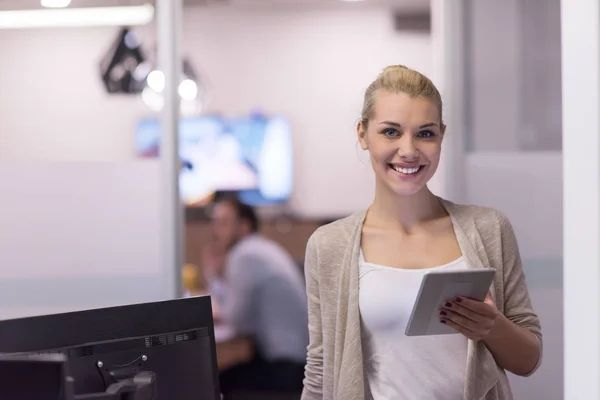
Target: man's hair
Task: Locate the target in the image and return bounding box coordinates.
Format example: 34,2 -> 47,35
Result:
219,197 -> 260,233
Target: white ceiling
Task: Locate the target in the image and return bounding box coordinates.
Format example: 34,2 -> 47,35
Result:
0,0 -> 429,12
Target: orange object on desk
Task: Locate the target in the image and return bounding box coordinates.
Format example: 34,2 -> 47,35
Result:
182,263 -> 200,293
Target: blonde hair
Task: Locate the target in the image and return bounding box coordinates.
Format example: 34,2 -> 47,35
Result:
360,65 -> 443,128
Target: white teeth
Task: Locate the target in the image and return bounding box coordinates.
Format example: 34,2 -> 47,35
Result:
393,166 -> 420,174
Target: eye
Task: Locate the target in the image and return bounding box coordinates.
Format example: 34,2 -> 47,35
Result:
381,128 -> 399,138
417,130 -> 435,138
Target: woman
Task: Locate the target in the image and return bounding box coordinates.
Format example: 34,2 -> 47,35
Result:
301,66 -> 542,400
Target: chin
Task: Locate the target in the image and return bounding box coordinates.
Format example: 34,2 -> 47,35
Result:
390,183 -> 428,197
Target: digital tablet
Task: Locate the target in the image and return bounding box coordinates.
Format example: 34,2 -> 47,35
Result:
404,268 -> 496,336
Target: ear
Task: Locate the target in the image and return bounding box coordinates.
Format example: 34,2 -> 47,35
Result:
357,120 -> 369,150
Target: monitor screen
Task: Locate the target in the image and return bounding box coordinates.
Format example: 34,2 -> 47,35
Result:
135,114 -> 294,207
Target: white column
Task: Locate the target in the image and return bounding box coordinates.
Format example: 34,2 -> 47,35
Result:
562,0 -> 600,398
429,0 -> 467,203
157,0 -> 183,299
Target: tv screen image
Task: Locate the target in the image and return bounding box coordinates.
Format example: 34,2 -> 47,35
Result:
136,114 -> 294,207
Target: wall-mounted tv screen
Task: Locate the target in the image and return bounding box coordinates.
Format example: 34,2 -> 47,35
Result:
135,114 -> 293,207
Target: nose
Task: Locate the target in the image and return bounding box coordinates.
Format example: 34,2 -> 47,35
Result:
397,135 -> 419,160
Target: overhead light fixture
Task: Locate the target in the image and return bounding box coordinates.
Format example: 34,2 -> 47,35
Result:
141,60 -> 208,115
41,0 -> 72,8
178,79 -> 199,102
99,28 -> 148,94
0,4 -> 154,29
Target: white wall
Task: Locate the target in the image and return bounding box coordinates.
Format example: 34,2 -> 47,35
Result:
0,6 -> 432,219
0,28 -> 147,162
0,161 -> 164,320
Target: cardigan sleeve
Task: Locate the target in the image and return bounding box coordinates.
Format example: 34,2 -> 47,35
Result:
301,232 -> 324,400
498,212 -> 543,375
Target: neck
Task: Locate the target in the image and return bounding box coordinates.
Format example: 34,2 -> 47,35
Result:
369,183 -> 445,230
230,232 -> 252,249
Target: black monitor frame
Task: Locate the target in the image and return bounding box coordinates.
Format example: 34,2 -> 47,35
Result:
0,296 -> 220,400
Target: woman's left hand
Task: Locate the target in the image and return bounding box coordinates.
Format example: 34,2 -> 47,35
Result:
439,293 -> 499,341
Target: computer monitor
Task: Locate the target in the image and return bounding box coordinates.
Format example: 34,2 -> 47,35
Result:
0,353 -> 71,400
0,297 -> 220,400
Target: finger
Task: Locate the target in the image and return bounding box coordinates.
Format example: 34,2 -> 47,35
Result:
439,316 -> 478,339
453,296 -> 496,316
439,308 -> 480,332
440,309 -> 492,340
441,301 -> 484,322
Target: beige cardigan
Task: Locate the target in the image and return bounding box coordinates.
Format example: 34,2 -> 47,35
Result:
301,198 -> 542,400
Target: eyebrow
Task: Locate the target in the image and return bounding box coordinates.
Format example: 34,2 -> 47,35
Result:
379,121 -> 438,129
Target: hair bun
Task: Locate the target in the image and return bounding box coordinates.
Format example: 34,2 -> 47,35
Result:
382,65 -> 409,74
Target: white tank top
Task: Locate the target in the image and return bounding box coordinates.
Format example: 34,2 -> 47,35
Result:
358,250 -> 469,400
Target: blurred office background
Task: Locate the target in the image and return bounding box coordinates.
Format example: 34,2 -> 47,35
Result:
0,0 -> 565,398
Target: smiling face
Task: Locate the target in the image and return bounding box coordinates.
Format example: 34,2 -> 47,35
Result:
358,91 -> 445,197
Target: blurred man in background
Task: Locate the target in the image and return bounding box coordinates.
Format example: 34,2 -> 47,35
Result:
208,197 -> 308,395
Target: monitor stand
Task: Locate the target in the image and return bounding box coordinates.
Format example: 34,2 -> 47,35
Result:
71,371 -> 157,400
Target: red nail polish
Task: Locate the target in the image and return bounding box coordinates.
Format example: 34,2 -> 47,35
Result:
440,319 -> 447,324
445,302 -> 452,308
439,311 -> 447,316
455,297 -> 462,303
